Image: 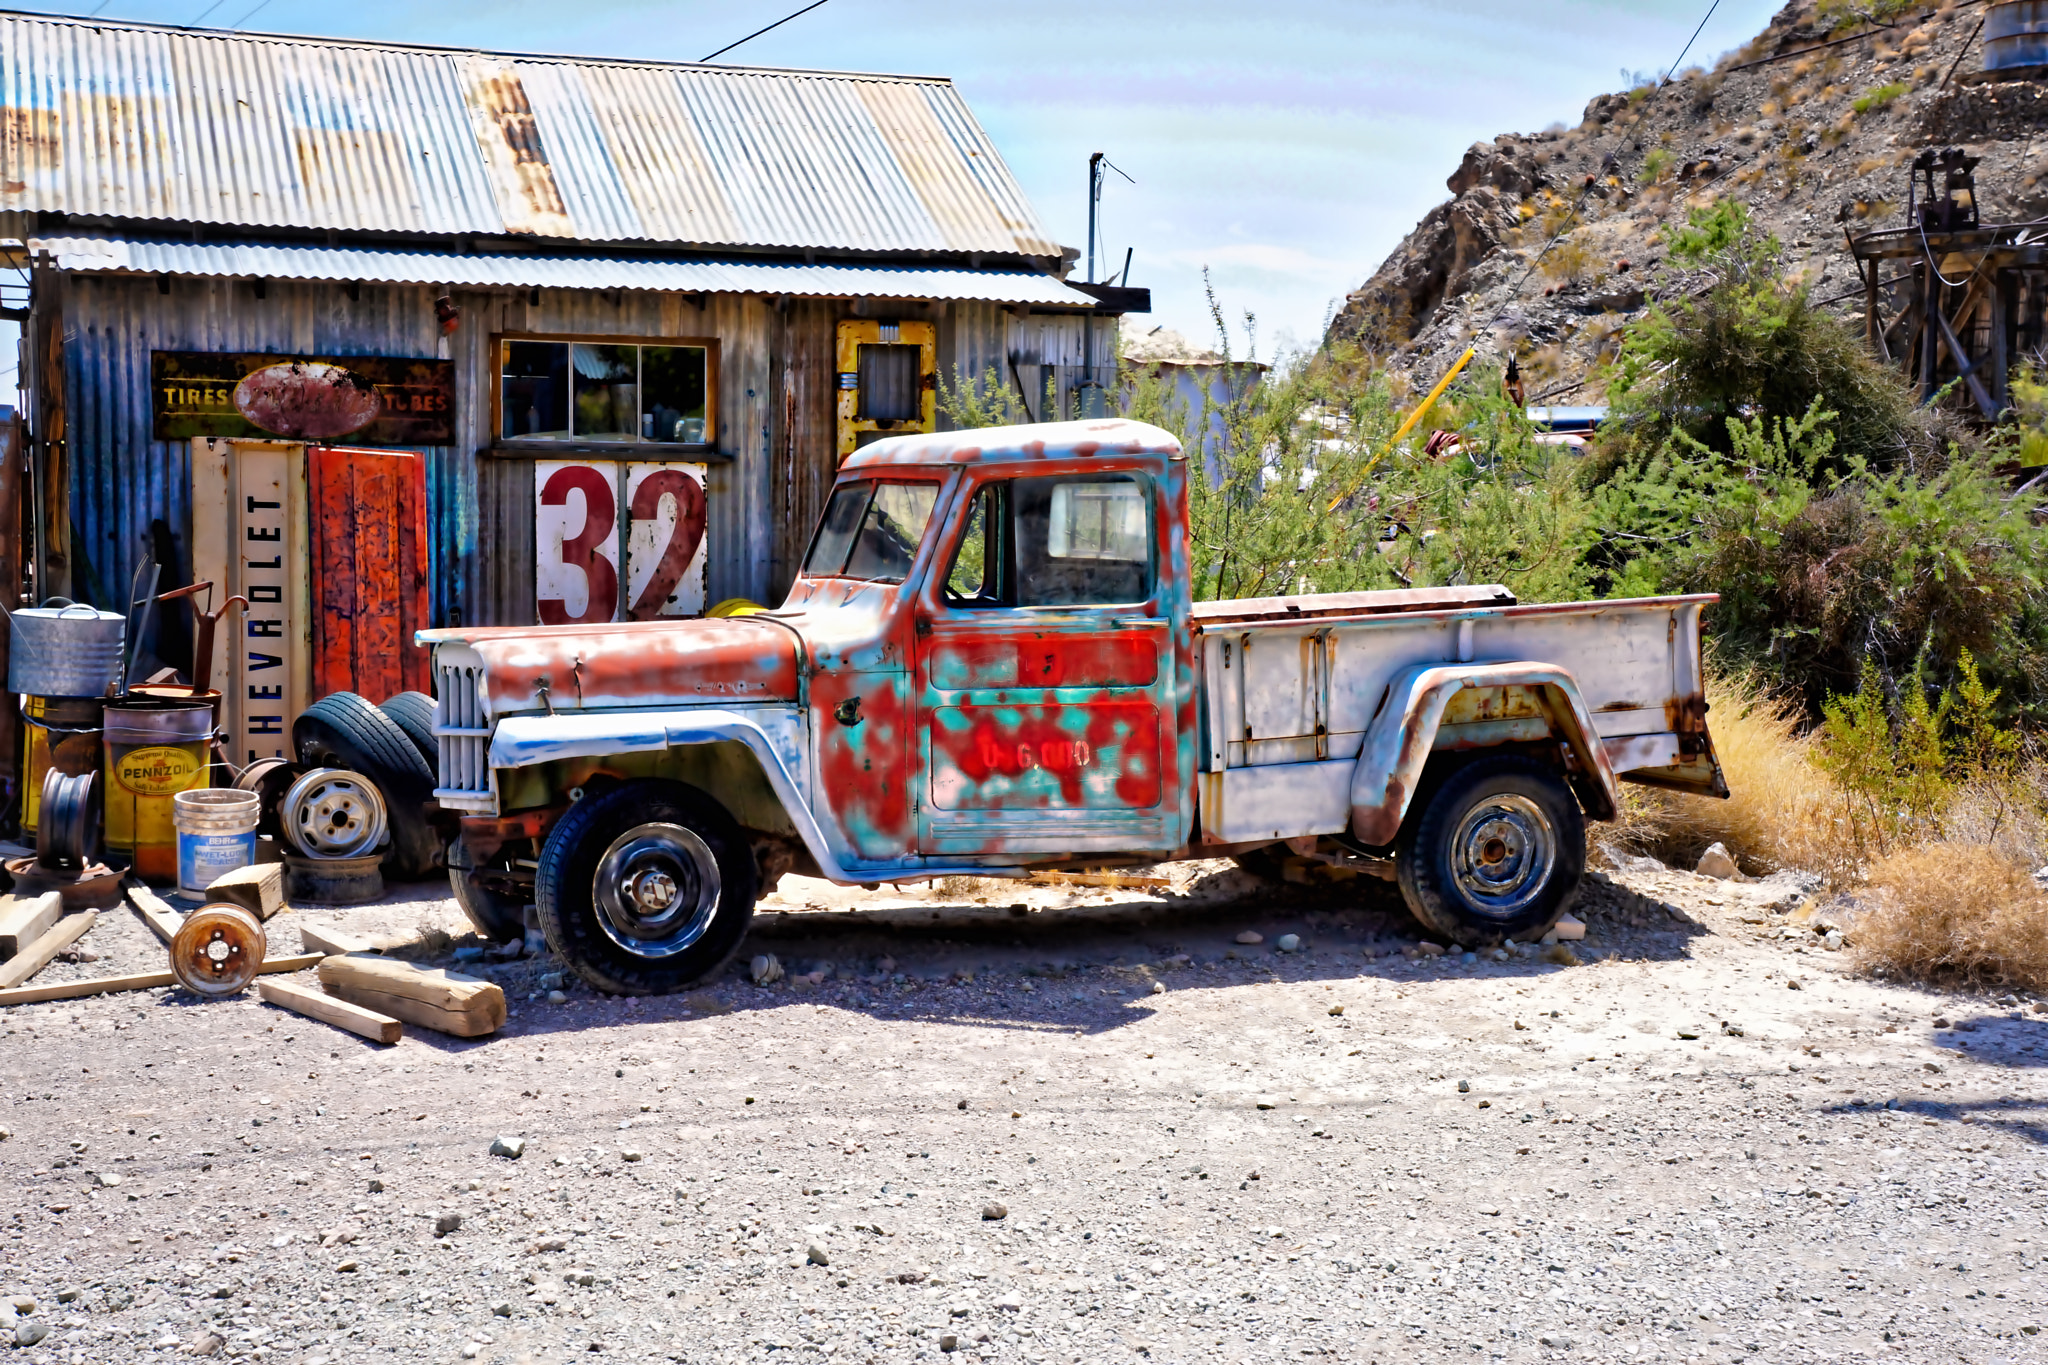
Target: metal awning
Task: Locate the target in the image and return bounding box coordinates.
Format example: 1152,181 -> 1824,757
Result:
25,236 -> 1100,307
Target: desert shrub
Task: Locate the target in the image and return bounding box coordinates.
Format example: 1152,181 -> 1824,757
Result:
1540,235 -> 1596,286
1600,204 -> 1923,471
1856,844 -> 2048,992
1639,148 -> 1675,187
1852,82 -> 1909,115
937,364 -> 1028,430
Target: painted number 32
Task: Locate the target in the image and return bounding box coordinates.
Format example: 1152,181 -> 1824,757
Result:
537,462 -> 707,625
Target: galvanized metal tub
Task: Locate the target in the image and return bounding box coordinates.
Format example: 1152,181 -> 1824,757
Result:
6,602 -> 125,698
1986,1 -> 2048,70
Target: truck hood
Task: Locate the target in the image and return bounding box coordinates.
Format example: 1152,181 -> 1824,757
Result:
421,618 -> 799,715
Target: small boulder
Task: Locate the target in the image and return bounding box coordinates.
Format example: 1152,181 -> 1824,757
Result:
490,1136 -> 526,1160
806,1241 -> 830,1267
1696,843 -> 1739,879
1234,931 -> 1263,945
1275,934 -> 1301,953
434,1211 -> 463,1236
981,1201 -> 1007,1221
750,954 -> 785,985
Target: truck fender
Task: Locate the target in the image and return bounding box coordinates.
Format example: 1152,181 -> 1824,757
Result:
488,707 -> 858,884
1348,662 -> 1621,847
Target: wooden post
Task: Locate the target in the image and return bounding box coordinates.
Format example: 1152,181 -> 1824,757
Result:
1988,270 -> 2009,410
1920,264 -> 1939,400
1865,256 -> 1884,361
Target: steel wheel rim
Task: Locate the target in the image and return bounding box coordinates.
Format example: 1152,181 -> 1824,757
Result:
282,767 -> 388,859
593,822 -> 721,958
1450,792 -> 1556,919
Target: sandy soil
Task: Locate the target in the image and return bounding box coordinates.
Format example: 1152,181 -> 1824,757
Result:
0,856 -> 2042,1365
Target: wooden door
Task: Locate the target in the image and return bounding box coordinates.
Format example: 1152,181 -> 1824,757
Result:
308,446 -> 431,704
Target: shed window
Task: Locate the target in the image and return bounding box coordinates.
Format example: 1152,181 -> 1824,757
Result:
857,344 -> 922,422
500,339 -> 710,444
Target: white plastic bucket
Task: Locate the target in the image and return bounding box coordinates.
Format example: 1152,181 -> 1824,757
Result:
173,788 -> 260,901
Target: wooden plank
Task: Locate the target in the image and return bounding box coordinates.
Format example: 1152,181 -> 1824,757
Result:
298,922 -> 379,956
258,978 -> 401,1044
0,950 -> 323,1007
0,893 -> 63,959
125,881 -> 185,946
204,863 -> 285,921
0,911 -> 95,990
317,953 -> 505,1037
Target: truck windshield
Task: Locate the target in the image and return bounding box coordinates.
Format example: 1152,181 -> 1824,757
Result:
802,480 -> 939,583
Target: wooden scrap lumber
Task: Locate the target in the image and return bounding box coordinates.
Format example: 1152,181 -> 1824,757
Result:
0,893 -> 63,958
316,954 -> 505,1037
0,911 -> 97,990
258,977 -> 401,1044
1026,870 -> 1171,890
124,882 -> 185,946
0,950 -> 324,1007
205,863 -> 285,921
298,922 -> 379,957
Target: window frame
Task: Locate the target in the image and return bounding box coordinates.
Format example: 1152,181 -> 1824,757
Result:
489,331 -> 723,459
935,471 -> 1159,612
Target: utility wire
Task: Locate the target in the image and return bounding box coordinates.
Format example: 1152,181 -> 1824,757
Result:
701,0 -> 828,63
1658,0 -> 1720,87
228,0 -> 270,27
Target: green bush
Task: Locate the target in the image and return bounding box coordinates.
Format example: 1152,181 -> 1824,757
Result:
1852,82 -> 1909,115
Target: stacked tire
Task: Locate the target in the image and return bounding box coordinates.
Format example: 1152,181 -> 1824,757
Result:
291,691 -> 442,882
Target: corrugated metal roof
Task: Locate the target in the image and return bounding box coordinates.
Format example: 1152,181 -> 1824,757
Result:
0,11 -> 1060,259
30,234 -> 1098,305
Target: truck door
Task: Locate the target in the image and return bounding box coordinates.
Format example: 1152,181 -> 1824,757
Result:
915,469 -> 1179,857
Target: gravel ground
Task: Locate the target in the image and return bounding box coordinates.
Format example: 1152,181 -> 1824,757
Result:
0,855 -> 2044,1365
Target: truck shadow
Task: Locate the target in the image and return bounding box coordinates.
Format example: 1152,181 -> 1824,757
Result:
1821,1093 -> 2048,1147
474,863 -> 1720,1044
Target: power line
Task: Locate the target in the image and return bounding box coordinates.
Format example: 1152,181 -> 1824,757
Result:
228,0 -> 271,26
700,0 -> 828,64
1658,0 -> 1720,87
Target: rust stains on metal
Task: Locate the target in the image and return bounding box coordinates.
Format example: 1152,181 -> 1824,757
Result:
458,57 -> 575,237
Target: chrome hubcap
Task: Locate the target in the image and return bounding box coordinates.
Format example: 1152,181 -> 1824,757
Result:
593,823 -> 721,959
1450,793 -> 1556,920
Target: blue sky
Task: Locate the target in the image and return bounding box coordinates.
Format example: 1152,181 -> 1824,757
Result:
14,0 -> 1786,361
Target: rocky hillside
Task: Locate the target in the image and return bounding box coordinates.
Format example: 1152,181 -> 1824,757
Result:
1330,0 -> 2048,401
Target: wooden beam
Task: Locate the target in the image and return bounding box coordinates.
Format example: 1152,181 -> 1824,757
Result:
0,893 -> 62,959
0,951 -> 324,1007
1928,293 -> 2002,419
124,882 -> 184,946
0,911 -> 96,990
316,955 -> 505,1037
257,978 -> 401,1044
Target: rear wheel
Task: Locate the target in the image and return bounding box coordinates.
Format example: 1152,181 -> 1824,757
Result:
1396,755 -> 1584,945
449,859 -> 530,944
534,780 -> 757,995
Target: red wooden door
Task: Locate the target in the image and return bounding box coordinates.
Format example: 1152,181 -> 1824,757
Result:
308,446 -> 431,703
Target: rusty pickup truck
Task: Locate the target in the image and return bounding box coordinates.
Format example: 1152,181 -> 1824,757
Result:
423,419 -> 1725,994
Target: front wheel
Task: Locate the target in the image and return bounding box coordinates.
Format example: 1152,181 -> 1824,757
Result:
534,780 -> 758,995
1396,755 -> 1584,946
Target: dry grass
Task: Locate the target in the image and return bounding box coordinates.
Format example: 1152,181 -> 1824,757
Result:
1610,670 -> 1841,877
1855,844 -> 2048,993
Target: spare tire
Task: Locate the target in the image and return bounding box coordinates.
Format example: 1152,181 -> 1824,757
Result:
377,691 -> 440,779
294,692 -> 441,880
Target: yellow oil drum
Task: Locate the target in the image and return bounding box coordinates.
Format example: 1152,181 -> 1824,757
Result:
104,699 -> 216,881
19,696 -> 104,836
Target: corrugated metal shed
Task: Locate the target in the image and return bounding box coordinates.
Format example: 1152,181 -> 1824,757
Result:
31,235 -> 1098,306
0,11 -> 1059,259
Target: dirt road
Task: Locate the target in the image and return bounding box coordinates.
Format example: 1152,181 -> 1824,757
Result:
0,859 -> 2042,1364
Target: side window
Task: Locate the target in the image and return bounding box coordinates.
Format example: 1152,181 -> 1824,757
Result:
1015,474 -> 1151,607
940,474 -> 1152,608
943,483 -> 1004,606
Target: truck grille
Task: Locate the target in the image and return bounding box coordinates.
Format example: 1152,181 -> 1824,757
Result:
433,656 -> 496,812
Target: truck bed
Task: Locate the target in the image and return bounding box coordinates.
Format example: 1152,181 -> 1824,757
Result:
1194,592 -> 1718,844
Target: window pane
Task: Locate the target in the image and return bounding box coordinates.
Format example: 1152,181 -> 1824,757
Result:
1014,475 -> 1151,607
945,485 -> 994,603
642,345 -> 708,443
572,344 -> 637,440
502,341 -> 569,438
843,482 -> 938,583
857,343 -> 921,422
803,483 -> 872,578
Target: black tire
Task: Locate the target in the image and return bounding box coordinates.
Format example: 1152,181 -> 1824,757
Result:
535,780 -> 757,995
378,691 -> 440,779
450,862 -> 530,943
294,692 -> 442,880
1395,755 -> 1585,946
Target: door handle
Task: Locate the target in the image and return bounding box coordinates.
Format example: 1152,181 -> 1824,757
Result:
1113,617 -> 1166,630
